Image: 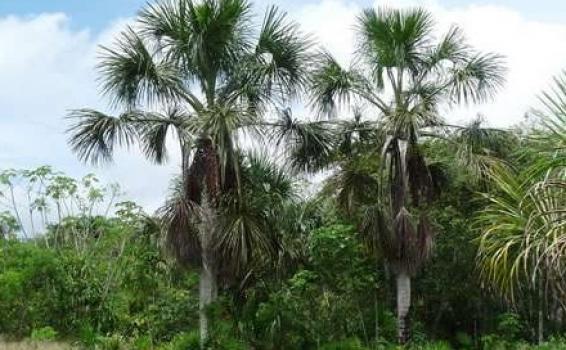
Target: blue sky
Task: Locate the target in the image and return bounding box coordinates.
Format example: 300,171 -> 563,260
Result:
0,0 -> 565,215
0,0 -> 565,32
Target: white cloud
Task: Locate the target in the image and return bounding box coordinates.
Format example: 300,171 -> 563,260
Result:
294,0 -> 360,66
1,1 -> 565,216
291,0 -> 566,126
0,13 -> 177,212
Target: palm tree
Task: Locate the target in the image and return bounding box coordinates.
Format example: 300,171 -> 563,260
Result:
477,73 -> 566,343
275,7 -> 505,343
67,0 -> 312,344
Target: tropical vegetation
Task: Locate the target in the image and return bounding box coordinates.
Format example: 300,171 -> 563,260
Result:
1,0 -> 564,349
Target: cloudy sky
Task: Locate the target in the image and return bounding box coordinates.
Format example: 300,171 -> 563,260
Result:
1,0 -> 565,211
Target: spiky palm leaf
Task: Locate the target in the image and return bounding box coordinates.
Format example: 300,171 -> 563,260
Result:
477,74 -> 566,302
67,109 -> 139,164
99,28 -> 186,108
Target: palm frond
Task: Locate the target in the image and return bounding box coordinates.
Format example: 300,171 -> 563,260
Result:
99,27 -> 185,108
425,25 -> 469,69
449,117 -> 514,181
356,7 -> 434,71
216,152 -> 295,277
245,6 -> 314,102
66,109 -> 139,165
476,163 -> 566,301
138,106 -> 194,164
537,72 -> 566,142
270,108 -> 337,173
240,151 -> 294,203
309,52 -> 358,117
448,52 -> 506,104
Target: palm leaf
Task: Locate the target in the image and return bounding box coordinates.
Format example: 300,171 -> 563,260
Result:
99,27 -> 185,107
66,109 -> 139,164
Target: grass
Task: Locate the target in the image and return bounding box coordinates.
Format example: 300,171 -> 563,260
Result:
0,341 -> 74,349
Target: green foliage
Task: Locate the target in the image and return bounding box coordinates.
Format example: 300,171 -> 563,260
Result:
166,331 -> 200,350
319,338 -> 368,350
0,211 -> 198,345
30,327 -> 58,342
247,224 -> 380,348
0,241 -> 62,337
496,313 -> 522,341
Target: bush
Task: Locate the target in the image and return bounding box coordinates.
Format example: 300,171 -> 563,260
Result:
0,241 -> 62,337
30,326 -> 58,342
320,338 -> 368,350
167,331 -> 200,350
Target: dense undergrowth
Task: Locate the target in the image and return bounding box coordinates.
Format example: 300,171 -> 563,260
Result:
0,191 -> 564,349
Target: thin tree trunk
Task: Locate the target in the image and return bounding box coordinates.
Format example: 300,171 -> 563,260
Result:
396,271 -> 411,344
538,277 -> 544,344
374,295 -> 379,342
9,184 -> 27,239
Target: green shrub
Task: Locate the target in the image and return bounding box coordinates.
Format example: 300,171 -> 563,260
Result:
496,313 -> 522,341
132,335 -> 153,350
78,324 -> 101,349
0,241 -> 62,337
98,334 -> 125,350
454,332 -> 473,349
320,338 -> 368,350
168,331 -> 200,350
30,326 -> 58,341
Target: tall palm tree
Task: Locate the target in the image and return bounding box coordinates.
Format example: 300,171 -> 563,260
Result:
67,0 -> 313,344
275,7 -> 505,343
477,73 -> 566,343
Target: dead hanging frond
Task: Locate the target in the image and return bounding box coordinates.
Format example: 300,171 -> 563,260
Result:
361,204 -> 392,258
393,207 -> 417,274
417,213 -> 434,262
159,137 -> 222,268
372,207 -> 433,276
159,176 -> 203,267
406,143 -> 434,206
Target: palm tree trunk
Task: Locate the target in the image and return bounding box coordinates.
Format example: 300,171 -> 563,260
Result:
199,250 -> 217,348
396,271 -> 411,344
199,197 -> 217,349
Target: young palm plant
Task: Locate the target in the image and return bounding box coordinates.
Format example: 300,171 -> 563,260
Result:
275,8 -> 505,343
476,73 -> 566,343
66,0 -> 313,345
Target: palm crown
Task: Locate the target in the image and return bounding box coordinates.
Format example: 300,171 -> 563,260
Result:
67,0 -> 313,267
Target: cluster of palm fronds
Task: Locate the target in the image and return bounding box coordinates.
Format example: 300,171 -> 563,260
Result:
477,74 -> 566,305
